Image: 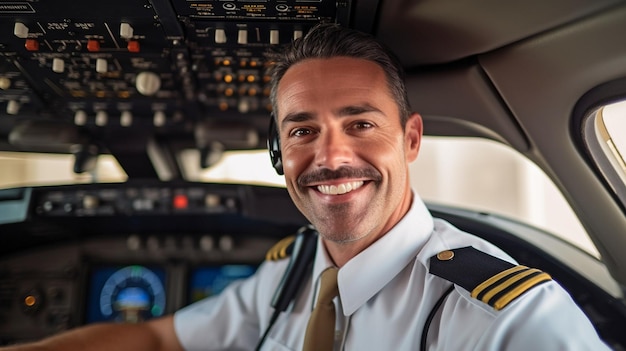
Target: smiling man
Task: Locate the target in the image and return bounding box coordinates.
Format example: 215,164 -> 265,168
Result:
276,56 -> 421,266
246,22 -> 611,350
2,23 -> 611,351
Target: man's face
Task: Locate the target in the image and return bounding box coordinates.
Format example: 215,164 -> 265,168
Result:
276,57 -> 422,245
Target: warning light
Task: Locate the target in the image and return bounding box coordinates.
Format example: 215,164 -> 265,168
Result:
24,295 -> 37,307
173,194 -> 188,209
24,39 -> 39,51
87,39 -> 100,52
127,40 -> 140,53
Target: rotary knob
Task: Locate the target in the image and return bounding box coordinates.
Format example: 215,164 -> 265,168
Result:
135,72 -> 161,96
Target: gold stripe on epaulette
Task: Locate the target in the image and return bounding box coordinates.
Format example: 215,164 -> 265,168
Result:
265,235 -> 295,261
471,265 -> 528,299
479,268 -> 541,303
493,272 -> 552,310
471,265 -> 552,310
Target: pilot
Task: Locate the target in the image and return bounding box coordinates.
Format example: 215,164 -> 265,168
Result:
3,23 -> 611,351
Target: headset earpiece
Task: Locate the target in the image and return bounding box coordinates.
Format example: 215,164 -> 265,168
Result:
268,114 -> 284,175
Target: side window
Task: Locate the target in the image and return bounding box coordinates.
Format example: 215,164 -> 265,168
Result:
584,100 -> 626,207
411,137 -> 599,257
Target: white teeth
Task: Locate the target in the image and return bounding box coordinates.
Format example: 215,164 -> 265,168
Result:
317,181 -> 364,195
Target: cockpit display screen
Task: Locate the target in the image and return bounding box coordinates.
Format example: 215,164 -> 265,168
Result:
85,265 -> 167,324
188,264 -> 257,304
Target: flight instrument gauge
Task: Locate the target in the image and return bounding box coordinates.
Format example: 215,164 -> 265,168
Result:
92,265 -> 166,323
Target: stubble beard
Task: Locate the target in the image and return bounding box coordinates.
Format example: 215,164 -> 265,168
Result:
309,202 -> 372,244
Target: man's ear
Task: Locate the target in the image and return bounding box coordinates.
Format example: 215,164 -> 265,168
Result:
405,113 -> 423,162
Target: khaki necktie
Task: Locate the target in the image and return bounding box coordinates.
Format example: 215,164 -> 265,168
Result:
303,267 -> 339,351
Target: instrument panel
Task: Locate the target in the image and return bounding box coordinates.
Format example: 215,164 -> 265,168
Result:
0,181 -> 305,345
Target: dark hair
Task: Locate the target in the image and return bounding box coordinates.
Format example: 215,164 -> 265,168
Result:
267,23 -> 411,126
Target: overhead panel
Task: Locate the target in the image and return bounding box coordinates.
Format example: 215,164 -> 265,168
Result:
0,0 -> 348,150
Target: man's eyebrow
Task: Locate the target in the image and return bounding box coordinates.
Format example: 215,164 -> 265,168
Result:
337,104 -> 383,116
280,112 -> 314,129
280,104 -> 383,128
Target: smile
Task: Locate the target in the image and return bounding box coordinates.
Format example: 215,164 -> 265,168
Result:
317,181 -> 365,195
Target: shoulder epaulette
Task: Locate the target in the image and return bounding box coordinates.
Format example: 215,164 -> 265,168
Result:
429,246 -> 552,310
265,235 -> 296,261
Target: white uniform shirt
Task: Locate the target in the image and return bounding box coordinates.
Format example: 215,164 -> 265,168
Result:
174,193 -> 611,350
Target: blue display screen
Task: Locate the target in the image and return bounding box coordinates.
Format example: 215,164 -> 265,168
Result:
86,265 -> 167,324
188,264 -> 257,303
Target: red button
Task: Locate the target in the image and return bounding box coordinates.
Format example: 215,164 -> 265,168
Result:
87,39 -> 100,52
127,40 -> 140,53
173,194 -> 188,209
24,39 -> 39,51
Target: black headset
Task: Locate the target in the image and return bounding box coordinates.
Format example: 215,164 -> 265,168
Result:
268,113 -> 284,175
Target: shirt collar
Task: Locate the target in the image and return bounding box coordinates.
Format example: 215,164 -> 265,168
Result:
311,192 -> 435,316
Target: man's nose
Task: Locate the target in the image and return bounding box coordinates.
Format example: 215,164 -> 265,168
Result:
314,129 -> 354,170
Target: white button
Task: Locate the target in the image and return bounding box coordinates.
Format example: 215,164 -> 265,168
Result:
95,110 -> 108,126
14,22 -> 29,39
120,22 -> 134,39
238,29 -> 248,44
153,111 -> 166,126
215,29 -> 227,44
74,110 -> 87,125
0,77 -> 10,90
6,100 -> 20,115
238,99 -> 250,113
270,30 -> 279,45
96,58 -> 108,73
200,235 -> 214,251
52,58 -> 65,73
120,111 -> 133,126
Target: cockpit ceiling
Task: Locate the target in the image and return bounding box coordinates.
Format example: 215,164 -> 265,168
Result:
375,0 -> 622,67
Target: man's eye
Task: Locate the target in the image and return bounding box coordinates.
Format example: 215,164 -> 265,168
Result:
353,121 -> 373,129
291,128 -> 312,137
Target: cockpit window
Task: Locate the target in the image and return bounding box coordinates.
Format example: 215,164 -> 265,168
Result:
0,137 -> 598,257
584,100 -> 626,209
178,138 -> 597,257
179,149 -> 286,187
0,152 -> 127,187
